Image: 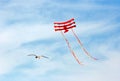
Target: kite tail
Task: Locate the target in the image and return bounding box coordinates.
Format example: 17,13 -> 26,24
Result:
71,29 -> 97,60
61,31 -> 83,65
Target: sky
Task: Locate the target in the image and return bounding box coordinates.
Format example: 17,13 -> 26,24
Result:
0,0 -> 120,81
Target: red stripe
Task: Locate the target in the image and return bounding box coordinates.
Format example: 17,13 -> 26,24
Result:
54,25 -> 76,31
54,18 -> 74,24
54,22 -> 75,28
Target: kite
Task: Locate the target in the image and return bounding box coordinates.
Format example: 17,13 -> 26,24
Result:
54,18 -> 97,65
28,54 -> 49,59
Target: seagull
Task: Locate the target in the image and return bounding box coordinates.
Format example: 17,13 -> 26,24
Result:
27,54 -> 49,59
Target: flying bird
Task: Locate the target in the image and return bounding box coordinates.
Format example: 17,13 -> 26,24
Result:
27,54 -> 49,59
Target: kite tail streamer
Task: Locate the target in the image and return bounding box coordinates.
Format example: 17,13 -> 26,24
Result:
61,31 -> 83,65
71,29 -> 97,60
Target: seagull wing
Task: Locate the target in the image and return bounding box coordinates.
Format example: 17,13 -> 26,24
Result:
27,54 -> 37,56
41,55 -> 49,59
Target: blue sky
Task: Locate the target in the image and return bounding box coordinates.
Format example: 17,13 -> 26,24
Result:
0,0 -> 120,81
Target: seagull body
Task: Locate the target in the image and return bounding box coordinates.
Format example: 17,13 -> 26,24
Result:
28,54 -> 49,59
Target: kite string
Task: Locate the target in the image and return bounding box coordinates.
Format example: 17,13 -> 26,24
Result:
71,29 -> 97,60
60,31 -> 83,65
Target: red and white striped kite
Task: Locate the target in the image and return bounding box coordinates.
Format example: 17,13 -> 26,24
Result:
54,18 -> 97,65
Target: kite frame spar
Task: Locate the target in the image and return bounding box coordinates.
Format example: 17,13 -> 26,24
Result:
54,18 -> 97,65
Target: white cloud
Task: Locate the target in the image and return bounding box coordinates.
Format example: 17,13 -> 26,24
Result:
36,44 -> 119,81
